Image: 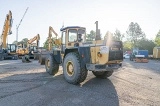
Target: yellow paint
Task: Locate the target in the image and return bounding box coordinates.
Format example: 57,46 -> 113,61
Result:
1,11 -> 12,49
90,46 -> 110,64
97,53 -> 109,64
92,40 -> 104,45
153,47 -> 160,58
54,38 -> 61,45
16,34 -> 40,56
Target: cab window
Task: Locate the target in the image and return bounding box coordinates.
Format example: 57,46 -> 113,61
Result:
68,29 -> 77,42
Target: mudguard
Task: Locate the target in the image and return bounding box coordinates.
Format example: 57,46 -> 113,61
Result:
52,50 -> 61,64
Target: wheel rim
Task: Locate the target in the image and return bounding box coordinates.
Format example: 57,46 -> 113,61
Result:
46,60 -> 50,69
66,61 -> 74,76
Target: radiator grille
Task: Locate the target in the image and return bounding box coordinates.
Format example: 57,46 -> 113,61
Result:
109,51 -> 123,61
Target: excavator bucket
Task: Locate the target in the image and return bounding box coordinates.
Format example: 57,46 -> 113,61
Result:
22,55 -> 31,63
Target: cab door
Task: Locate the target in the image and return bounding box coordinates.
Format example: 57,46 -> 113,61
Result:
61,31 -> 66,54
67,29 -> 77,48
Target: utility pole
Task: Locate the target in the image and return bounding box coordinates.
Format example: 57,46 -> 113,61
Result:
16,7 -> 29,45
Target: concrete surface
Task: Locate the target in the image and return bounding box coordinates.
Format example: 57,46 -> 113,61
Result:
0,59 -> 160,106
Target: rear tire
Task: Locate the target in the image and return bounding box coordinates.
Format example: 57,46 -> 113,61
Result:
92,70 -> 113,79
63,52 -> 88,84
45,54 -> 59,75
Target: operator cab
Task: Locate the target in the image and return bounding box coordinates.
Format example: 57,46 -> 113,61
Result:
60,26 -> 86,52
7,44 -> 17,54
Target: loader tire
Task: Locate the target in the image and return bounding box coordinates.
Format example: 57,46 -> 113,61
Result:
92,70 -> 113,79
45,54 -> 59,75
63,52 -> 88,85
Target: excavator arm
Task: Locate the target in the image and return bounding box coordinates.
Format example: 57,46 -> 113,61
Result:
49,26 -> 58,38
27,34 -> 40,47
48,26 -> 61,50
0,10 -> 13,49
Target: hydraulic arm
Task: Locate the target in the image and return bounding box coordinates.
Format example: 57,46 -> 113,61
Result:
48,26 -> 58,50
27,34 -> 40,47
0,10 -> 12,49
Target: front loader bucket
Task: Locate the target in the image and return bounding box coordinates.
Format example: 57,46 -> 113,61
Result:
22,55 -> 31,63
39,54 -> 47,65
39,51 -> 49,65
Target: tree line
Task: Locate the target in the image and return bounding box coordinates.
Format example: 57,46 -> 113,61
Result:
12,38 -> 28,47
86,22 -> 160,55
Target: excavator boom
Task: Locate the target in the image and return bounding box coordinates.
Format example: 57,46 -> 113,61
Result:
0,10 -> 12,49
48,26 -> 59,50
49,26 -> 58,38
27,34 -> 40,45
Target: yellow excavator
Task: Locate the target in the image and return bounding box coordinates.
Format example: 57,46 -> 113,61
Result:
0,10 -> 18,60
17,34 -> 40,58
16,43 -> 27,58
27,34 -> 40,59
21,34 -> 40,62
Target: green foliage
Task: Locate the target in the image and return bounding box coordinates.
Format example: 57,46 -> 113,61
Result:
155,30 -> 160,46
126,22 -> 145,47
136,38 -> 156,54
155,37 -> 160,46
123,41 -> 133,51
113,29 -> 124,41
43,38 -> 55,49
12,38 -> 28,47
123,38 -> 155,54
86,30 -> 96,41
12,41 -> 18,44
43,38 -> 48,49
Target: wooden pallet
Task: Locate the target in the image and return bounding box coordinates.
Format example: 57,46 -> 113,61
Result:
134,58 -> 148,63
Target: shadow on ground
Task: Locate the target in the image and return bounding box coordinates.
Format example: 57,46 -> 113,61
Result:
0,63 -> 119,106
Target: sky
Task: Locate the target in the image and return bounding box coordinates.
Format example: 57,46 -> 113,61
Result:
0,0 -> 160,47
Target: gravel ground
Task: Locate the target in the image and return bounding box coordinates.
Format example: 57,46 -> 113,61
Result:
0,59 -> 160,106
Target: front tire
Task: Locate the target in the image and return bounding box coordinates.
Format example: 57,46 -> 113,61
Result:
63,52 -> 88,84
92,70 -> 113,79
45,54 -> 59,75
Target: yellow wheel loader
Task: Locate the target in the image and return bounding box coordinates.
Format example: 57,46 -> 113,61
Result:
44,26 -> 123,84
